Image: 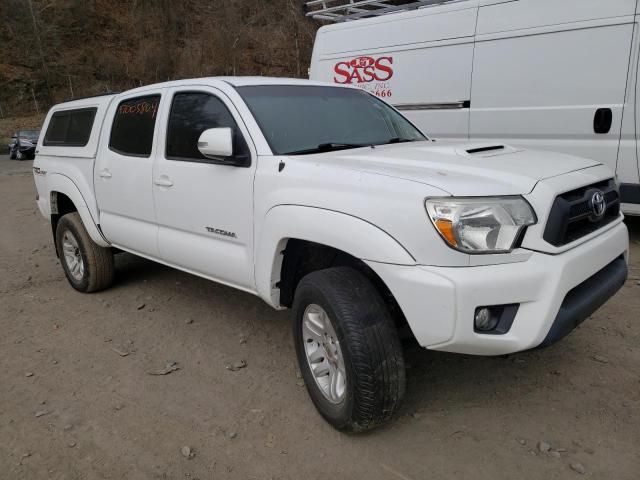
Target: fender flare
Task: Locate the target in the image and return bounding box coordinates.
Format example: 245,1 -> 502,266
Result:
255,205 -> 415,307
48,173 -> 110,248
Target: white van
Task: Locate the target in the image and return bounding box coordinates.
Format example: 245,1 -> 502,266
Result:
308,0 -> 640,214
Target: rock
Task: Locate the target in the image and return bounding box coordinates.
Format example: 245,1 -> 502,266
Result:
25,372 -> 34,377
550,451 -> 561,458
516,438 -> 526,446
63,424 -> 73,431
52,360 -> 58,365
225,360 -> 247,372
592,355 -> 608,364
228,432 -> 237,439
185,319 -> 194,325
111,346 -> 130,357
570,463 -> 586,475
137,303 -> 146,310
114,403 -> 125,411
147,362 -> 180,376
181,446 -> 195,459
67,441 -> 77,448
239,335 -> 247,344
537,441 -> 551,453
35,410 -> 50,418
21,452 -> 31,459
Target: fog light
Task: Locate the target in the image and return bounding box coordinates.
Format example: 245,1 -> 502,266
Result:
474,307 -> 499,331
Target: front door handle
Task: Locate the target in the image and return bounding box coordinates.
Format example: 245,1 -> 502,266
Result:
99,169 -> 112,179
154,177 -> 174,188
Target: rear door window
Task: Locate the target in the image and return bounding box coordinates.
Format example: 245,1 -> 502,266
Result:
109,95 -> 161,157
44,108 -> 97,146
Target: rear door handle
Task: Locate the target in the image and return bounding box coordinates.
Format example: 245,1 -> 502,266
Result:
154,177 -> 174,188
594,108 -> 613,134
99,169 -> 112,179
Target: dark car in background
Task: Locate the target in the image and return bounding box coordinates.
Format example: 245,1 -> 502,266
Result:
8,129 -> 40,160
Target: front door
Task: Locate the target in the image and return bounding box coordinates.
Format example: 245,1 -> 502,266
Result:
94,91 -> 164,256
152,87 -> 257,291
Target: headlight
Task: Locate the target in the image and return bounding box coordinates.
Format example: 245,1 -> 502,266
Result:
425,197 -> 536,254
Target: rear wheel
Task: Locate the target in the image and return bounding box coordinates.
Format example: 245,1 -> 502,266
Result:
293,267 -> 405,432
55,212 -> 115,293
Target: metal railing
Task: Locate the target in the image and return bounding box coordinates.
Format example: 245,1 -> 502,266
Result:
303,0 -> 458,22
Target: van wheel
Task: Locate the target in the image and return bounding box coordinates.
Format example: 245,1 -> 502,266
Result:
293,267 -> 406,432
55,212 -> 115,293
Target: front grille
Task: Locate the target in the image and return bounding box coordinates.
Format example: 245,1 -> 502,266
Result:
543,179 -> 620,247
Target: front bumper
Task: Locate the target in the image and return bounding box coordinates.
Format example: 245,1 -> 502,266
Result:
367,221 -> 629,356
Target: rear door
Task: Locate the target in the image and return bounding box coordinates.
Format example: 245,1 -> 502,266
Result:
94,91 -> 163,256
151,86 -> 257,291
470,0 -> 638,172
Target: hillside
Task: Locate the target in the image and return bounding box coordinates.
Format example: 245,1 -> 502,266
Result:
0,0 -> 318,129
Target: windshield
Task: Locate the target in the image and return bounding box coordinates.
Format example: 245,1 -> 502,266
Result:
19,130 -> 39,140
236,85 -> 427,155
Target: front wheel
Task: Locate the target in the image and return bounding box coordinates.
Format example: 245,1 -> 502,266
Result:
16,150 -> 23,160
293,267 -> 406,432
9,148 -> 16,160
55,212 -> 115,293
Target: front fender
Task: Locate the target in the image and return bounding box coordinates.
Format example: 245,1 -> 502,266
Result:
255,205 -> 416,307
47,173 -> 110,248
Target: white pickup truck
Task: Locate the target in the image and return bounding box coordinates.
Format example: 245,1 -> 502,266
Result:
33,77 -> 629,432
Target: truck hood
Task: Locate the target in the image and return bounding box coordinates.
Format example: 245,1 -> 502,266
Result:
300,142 -> 602,196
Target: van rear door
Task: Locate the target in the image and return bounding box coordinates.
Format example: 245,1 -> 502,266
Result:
470,0 -> 637,173
310,1 -> 479,142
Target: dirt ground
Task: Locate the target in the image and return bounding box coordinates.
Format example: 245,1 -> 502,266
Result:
1,156 -> 639,480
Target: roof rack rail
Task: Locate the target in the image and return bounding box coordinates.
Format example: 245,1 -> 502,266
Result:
303,0 -> 458,22
64,91 -> 119,102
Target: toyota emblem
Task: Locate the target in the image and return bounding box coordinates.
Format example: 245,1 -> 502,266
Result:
590,191 -> 606,219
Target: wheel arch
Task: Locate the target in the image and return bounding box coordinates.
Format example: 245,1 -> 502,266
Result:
48,174 -> 109,251
255,206 -> 415,329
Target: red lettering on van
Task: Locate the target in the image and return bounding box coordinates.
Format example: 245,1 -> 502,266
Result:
333,55 -> 394,85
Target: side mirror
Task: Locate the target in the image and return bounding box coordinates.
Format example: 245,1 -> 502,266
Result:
197,128 -> 233,160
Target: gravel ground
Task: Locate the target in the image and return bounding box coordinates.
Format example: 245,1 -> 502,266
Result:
1,155 -> 639,480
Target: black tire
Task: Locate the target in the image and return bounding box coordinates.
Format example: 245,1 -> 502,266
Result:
16,150 -> 23,161
55,212 -> 115,293
9,148 -> 16,160
293,267 -> 405,432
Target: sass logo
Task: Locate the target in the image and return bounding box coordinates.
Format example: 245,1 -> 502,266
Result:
333,56 -> 394,85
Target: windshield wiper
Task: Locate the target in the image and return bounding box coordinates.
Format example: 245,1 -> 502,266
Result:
381,137 -> 416,145
285,142 -> 369,155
